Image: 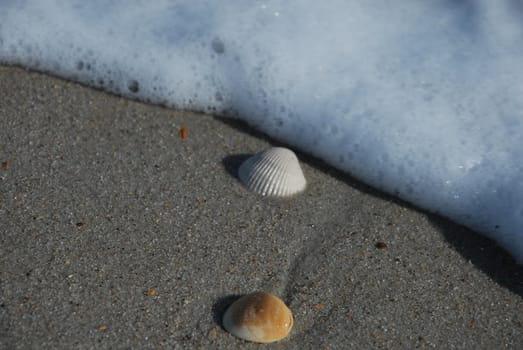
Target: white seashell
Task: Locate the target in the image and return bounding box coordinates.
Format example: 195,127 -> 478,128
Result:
238,147 -> 306,197
223,291 -> 293,343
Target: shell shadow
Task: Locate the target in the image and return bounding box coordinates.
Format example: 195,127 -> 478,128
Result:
212,294 -> 242,330
222,154 -> 250,180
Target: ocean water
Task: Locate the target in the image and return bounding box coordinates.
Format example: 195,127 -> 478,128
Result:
1,1 -> 522,263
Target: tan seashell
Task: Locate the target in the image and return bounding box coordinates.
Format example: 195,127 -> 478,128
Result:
238,147 -> 306,197
223,291 -> 294,343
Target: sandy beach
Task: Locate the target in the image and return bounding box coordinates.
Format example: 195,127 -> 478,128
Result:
0,65 -> 522,349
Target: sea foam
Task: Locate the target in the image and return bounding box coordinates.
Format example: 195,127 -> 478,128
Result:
1,1 -> 523,262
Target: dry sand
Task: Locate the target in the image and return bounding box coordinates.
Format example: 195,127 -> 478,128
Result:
0,65 -> 522,349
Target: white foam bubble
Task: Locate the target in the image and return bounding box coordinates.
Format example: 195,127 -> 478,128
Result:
1,1 -> 523,262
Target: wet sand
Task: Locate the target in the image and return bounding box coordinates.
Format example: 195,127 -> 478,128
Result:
0,65 -> 522,349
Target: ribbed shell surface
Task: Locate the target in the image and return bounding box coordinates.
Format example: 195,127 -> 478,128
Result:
238,147 -> 306,197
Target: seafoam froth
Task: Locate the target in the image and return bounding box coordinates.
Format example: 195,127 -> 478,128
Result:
1,1 -> 523,262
